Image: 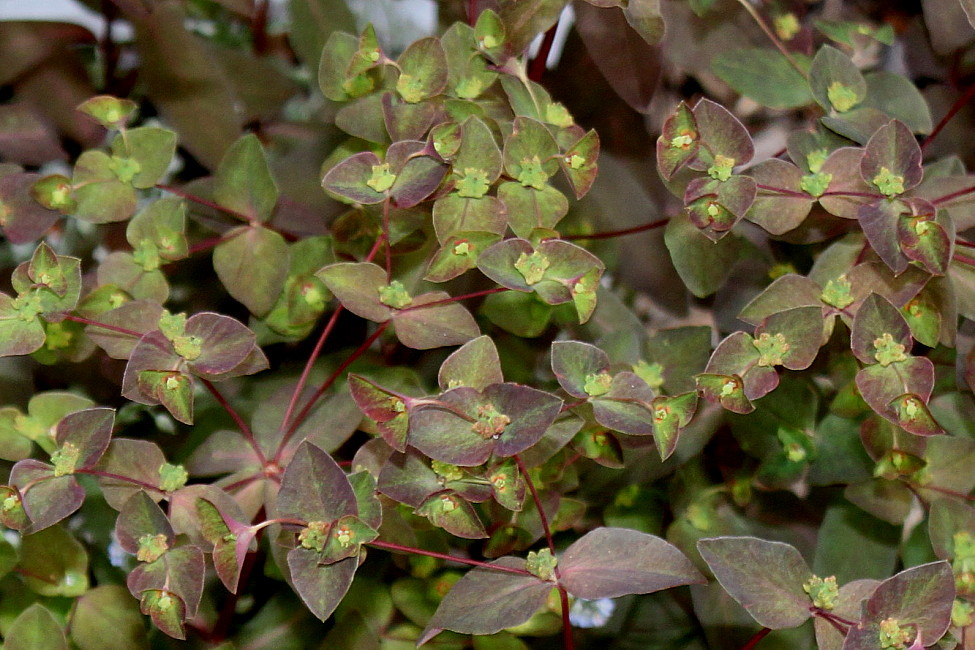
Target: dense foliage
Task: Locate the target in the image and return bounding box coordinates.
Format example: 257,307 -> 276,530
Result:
1,0 -> 975,648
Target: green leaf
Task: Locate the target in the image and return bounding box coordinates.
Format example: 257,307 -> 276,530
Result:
416,491 -> 488,539
499,182 -> 569,238
861,71 -> 933,134
77,95 -> 137,129
657,102 -> 699,181
213,225 -> 290,316
5,604 -> 68,650
420,557 -> 551,641
396,37 -> 449,103
70,585 -> 149,650
322,151 -> 388,204
72,150 -> 138,224
213,134 -> 279,221
503,117 -> 560,189
551,340 -> 611,399
697,537 -> 812,629
498,0 -> 569,54
438,335 -> 504,391
317,262 -> 391,322
112,127 -> 177,189
20,525 -> 89,597
561,527 -> 705,598
0,292 -> 46,357
712,48 -> 812,109
664,211 -> 743,297
809,45 -> 867,113
433,195 -> 507,243
850,293 -> 912,366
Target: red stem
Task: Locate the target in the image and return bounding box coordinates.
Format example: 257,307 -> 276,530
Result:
529,23 -> 559,82
64,314 -> 141,338
368,539 -> 533,575
956,238 -> 975,248
275,321 -> 390,458
563,218 -> 670,241
954,253 -> 975,267
932,183 -> 975,205
921,79 -> 975,152
200,378 -> 267,465
383,198 -> 393,282
398,287 -> 508,312
513,454 -> 575,650
742,627 -> 772,650
188,234 -> 233,256
275,305 -> 344,443
156,184 -> 253,223
755,183 -> 809,199
78,469 -> 165,493
467,0 -> 477,26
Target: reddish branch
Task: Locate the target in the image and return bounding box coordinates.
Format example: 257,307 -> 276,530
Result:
563,218 -> 669,241
922,80 -> 975,152
368,539 -> 533,576
742,627 -> 772,649
200,378 -> 267,465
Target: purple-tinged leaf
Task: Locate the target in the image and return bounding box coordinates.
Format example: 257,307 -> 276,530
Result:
139,590 -> 186,640
278,442 -> 357,523
842,562 -> 954,649
739,274 -> 824,326
818,148 -> 878,219
115,491 -> 174,558
438,335 -> 504,391
691,99 -> 754,170
755,306 -> 825,370
9,459 -> 84,533
684,175 -> 757,240
409,383 -> 562,465
850,293 -> 913,366
814,579 -> 880,650
94,439 -> 167,509
591,372 -> 657,436
856,357 -> 935,427
127,546 -> 205,619
858,200 -> 910,274
696,373 -> 754,414
897,212 -> 951,276
392,292 -> 480,349
317,262 -> 391,323
84,301 -> 163,360
196,498 -> 255,593
561,527 -> 704,599
860,120 -> 923,198
347,374 -> 413,452
183,312 -> 258,376
120,331 -> 182,405
572,426 -> 625,468
551,340 -> 611,399
5,603 -> 69,650
54,407 -> 114,471
322,151 -> 387,205
502,117 -> 560,188
888,393 -> 945,436
657,102 -> 699,181
416,490 -> 487,539
378,448 -> 443,508
388,145 -> 448,209
0,173 -> 60,244
747,159 -> 814,234
652,392 -> 698,460
560,129 -> 599,198
420,556 -> 551,641
697,536 -> 813,629
287,549 -> 358,621
382,92 -> 439,141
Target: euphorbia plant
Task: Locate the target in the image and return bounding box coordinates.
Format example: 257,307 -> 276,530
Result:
1,0 -> 975,648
